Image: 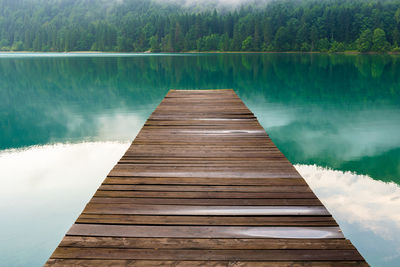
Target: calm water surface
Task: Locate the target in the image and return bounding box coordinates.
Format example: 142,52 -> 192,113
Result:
0,53 -> 399,266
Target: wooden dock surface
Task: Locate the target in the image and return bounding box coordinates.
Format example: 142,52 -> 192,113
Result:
46,89 -> 367,266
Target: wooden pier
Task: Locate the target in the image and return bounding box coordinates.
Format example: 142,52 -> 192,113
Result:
46,89 -> 367,266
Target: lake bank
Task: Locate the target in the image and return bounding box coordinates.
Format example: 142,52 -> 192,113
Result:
1,50 -> 400,55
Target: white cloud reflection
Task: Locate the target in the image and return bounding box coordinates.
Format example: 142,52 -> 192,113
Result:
250,99 -> 400,162
0,142 -> 130,197
95,113 -> 144,141
0,142 -> 130,266
296,164 -> 400,266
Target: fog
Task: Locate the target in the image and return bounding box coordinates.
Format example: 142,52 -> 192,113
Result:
155,0 -> 271,10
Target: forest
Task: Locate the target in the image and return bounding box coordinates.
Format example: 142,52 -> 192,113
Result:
1,0 -> 400,53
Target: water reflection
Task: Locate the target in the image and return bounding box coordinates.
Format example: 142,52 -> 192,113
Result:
0,142 -> 129,267
0,53 -> 399,184
297,164 -> 400,266
0,53 -> 399,266
245,100 -> 400,184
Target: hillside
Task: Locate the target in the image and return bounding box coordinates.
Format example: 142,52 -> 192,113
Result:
1,0 -> 400,52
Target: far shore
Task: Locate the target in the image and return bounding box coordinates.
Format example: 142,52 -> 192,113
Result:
0,50 -> 399,55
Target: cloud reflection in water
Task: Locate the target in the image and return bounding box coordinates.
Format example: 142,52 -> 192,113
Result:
296,164 -> 400,266
0,142 -> 129,266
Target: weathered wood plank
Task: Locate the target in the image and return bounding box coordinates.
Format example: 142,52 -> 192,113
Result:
67,225 -> 344,239
89,197 -> 323,206
51,247 -> 363,261
45,259 -> 368,267
103,177 -> 308,186
82,204 -> 329,216
98,184 -> 312,192
108,168 -> 301,178
94,190 -> 318,199
58,236 -> 351,249
76,214 -> 336,226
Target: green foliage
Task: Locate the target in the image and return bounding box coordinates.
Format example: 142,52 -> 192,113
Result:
330,41 -> 346,53
0,39 -> 10,50
11,41 -> 24,51
219,33 -> 230,51
318,38 -> 330,52
197,34 -> 220,51
0,0 -> 400,52
274,27 -> 290,51
372,28 -> 390,52
392,46 -> 400,53
395,8 -> 400,24
242,36 -> 254,51
301,42 -> 311,52
149,35 -> 161,52
356,29 -> 373,52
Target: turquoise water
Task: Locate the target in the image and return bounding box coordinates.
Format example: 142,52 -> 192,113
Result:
0,53 -> 399,266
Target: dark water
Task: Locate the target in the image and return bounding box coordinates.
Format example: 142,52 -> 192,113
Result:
0,53 -> 399,266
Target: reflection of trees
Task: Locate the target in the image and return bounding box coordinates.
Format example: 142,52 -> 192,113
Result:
1,54 -> 400,112
0,54 -> 399,184
354,55 -> 396,79
341,147 -> 400,184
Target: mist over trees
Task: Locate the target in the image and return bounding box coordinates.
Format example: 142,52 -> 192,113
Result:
1,0 -> 400,52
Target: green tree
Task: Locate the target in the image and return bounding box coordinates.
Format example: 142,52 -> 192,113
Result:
219,33 -> 230,51
231,25 -> 241,51
372,28 -> 389,52
117,36 -> 132,52
300,42 -> 311,52
253,22 -> 261,50
241,36 -> 254,51
356,29 -> 373,52
161,34 -> 174,52
202,34 -> 220,51
11,41 -> 24,51
0,39 -> 9,50
174,23 -> 184,52
149,35 -> 160,52
274,27 -> 289,51
310,25 -> 319,51
318,38 -> 330,52
395,8 -> 400,24
393,29 -> 400,46
330,41 -> 345,52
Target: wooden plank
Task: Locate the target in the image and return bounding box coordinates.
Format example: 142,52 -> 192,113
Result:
94,190 -> 318,199
76,214 -> 337,226
89,197 -> 323,206
103,177 -> 308,186
46,89 -> 366,265
98,184 -> 312,192
82,204 -> 329,216
50,247 -> 363,261
58,236 -> 351,249
67,225 -> 344,239
45,259 -> 368,267
108,169 -> 301,179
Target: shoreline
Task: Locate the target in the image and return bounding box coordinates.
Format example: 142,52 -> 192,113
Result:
0,50 -> 399,55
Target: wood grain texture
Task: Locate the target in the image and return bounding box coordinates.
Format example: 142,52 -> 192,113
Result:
46,89 -> 367,266
45,260 -> 368,267
50,248 -> 364,261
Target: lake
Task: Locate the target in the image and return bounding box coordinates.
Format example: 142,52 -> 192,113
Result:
0,53 -> 399,266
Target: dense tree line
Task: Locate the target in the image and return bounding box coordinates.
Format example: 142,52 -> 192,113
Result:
1,0 -> 400,52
